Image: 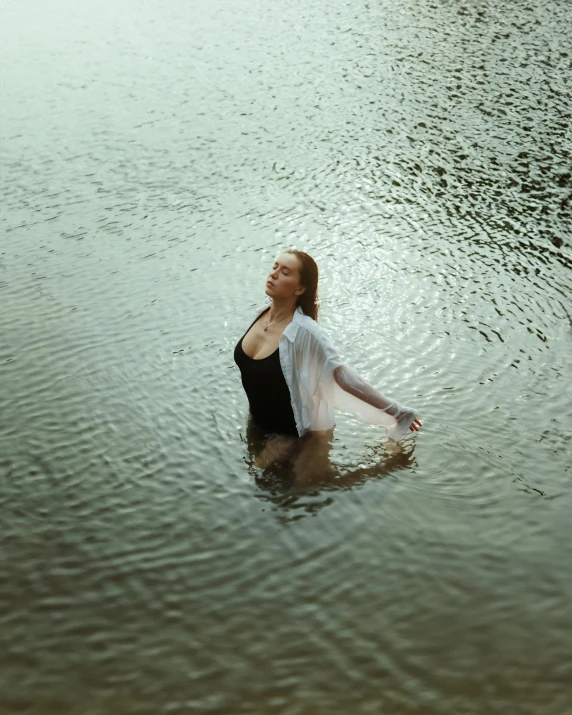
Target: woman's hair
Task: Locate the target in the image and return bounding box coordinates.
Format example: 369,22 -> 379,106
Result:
285,249 -> 320,322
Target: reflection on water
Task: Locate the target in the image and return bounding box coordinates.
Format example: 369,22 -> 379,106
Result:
244,415 -> 418,519
1,0 -> 571,710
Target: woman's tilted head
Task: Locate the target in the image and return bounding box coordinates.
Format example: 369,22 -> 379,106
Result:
265,250 -> 320,321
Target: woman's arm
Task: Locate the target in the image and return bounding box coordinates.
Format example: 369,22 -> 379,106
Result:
306,325 -> 422,439
333,365 -> 399,415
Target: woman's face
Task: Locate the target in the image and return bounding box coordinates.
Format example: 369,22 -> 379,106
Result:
266,253 -> 305,300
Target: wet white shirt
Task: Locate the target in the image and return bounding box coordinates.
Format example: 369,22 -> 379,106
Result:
247,296 -> 420,441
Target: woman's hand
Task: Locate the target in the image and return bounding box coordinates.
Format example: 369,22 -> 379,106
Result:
409,417 -> 423,432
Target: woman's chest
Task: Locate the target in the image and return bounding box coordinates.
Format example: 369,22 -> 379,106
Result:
242,323 -> 286,360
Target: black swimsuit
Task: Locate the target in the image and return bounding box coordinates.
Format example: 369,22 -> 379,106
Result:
234,309 -> 298,437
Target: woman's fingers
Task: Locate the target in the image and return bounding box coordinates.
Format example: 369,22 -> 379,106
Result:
409,417 -> 423,431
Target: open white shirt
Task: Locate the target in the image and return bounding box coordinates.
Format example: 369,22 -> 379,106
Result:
248,296 -> 420,441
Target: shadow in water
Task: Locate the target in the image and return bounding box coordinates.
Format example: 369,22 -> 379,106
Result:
241,417 -> 418,520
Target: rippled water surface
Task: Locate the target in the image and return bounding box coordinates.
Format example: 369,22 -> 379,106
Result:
1,0 -> 571,712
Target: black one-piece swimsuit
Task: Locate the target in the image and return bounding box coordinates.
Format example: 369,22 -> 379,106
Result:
234,310 -> 298,437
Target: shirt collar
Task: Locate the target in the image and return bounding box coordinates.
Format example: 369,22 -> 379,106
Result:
254,298 -> 303,343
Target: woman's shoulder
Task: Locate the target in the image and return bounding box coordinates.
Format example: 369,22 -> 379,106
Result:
296,312 -> 319,334
295,316 -> 343,365
251,295 -> 272,316
295,314 -> 335,345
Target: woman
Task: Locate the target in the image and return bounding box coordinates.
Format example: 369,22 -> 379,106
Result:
234,250 -> 422,469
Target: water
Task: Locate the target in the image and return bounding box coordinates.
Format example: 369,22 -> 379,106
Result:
1,0 -> 571,712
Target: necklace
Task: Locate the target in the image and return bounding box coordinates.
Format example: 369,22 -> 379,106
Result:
264,309 -> 293,332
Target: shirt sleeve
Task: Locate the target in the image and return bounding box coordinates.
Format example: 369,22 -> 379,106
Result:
307,325 -> 420,442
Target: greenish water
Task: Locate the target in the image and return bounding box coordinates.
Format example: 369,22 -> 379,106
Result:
1,0 -> 571,712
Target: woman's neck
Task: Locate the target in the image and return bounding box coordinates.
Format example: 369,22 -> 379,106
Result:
268,297 -> 297,323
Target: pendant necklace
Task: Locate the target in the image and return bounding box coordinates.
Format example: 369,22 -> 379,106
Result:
264,310 -> 291,332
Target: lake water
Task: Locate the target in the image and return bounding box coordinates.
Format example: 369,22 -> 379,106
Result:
1,0 -> 571,712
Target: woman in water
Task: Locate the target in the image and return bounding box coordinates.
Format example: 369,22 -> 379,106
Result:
234,250 -> 422,477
